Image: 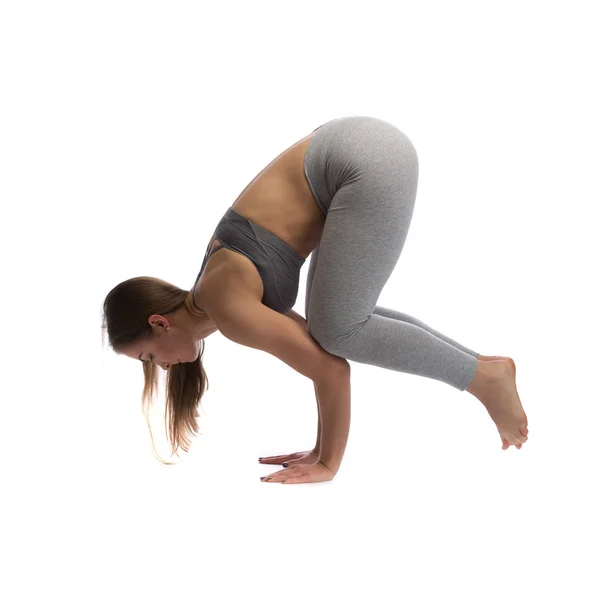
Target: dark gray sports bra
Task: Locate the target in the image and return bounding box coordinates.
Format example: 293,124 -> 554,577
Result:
191,208 -> 306,315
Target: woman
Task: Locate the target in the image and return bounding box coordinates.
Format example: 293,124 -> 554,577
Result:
102,115 -> 529,482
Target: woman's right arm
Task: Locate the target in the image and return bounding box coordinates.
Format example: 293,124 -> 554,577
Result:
284,309 -> 308,330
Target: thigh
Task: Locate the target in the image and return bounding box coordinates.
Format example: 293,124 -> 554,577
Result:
305,129 -> 419,351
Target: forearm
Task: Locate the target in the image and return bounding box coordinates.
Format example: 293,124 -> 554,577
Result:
285,310 -> 327,456
314,368 -> 351,475
285,310 -> 322,453
313,381 -> 322,453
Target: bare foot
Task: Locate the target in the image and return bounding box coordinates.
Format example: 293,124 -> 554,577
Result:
467,359 -> 529,450
477,356 -> 521,447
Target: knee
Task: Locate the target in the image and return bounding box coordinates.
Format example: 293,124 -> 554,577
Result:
307,320 -> 333,352
307,322 -> 350,362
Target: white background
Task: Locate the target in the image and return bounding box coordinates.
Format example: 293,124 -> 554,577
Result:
2,1 -> 598,596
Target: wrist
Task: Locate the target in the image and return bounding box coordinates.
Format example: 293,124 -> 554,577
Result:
318,458 -> 338,477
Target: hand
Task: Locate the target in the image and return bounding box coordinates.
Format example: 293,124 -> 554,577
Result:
260,461 -> 335,484
258,449 -> 319,467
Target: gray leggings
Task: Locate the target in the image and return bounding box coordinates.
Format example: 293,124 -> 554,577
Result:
303,116 -> 479,391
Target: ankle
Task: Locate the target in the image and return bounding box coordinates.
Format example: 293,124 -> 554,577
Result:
466,359 -> 496,395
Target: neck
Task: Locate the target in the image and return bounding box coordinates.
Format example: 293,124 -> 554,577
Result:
183,292 -> 219,340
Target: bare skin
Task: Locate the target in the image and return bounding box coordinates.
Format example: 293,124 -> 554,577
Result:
259,354 -> 528,471
465,356 -> 529,451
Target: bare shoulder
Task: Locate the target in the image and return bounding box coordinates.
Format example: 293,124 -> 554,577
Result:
197,255 -> 263,321
200,274 -> 348,381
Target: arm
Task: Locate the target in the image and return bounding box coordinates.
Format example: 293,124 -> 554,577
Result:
207,296 -> 347,384
208,297 -> 351,472
313,367 -> 350,475
284,309 -> 308,329
283,311 -> 321,453
282,311 -> 349,464
281,309 -> 352,470
281,312 -> 351,473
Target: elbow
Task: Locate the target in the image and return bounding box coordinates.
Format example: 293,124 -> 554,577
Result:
315,355 -> 350,385
333,355 -> 350,372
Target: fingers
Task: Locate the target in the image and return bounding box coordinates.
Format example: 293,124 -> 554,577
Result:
277,475 -> 307,484
261,466 -> 306,483
258,450 -> 313,464
260,463 -> 334,484
258,453 -> 298,464
258,455 -> 287,464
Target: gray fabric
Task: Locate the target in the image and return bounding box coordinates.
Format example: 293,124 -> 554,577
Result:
192,207 -> 305,314
303,115 -> 479,391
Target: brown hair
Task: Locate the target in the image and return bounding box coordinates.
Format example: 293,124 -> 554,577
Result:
101,276 -> 209,464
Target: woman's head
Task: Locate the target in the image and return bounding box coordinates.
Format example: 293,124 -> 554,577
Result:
101,276 -> 213,464
118,310 -> 201,369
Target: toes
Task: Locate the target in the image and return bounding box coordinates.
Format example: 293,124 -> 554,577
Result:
514,434 -> 527,444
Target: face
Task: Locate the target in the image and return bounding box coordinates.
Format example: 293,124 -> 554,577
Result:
120,314 -> 200,370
